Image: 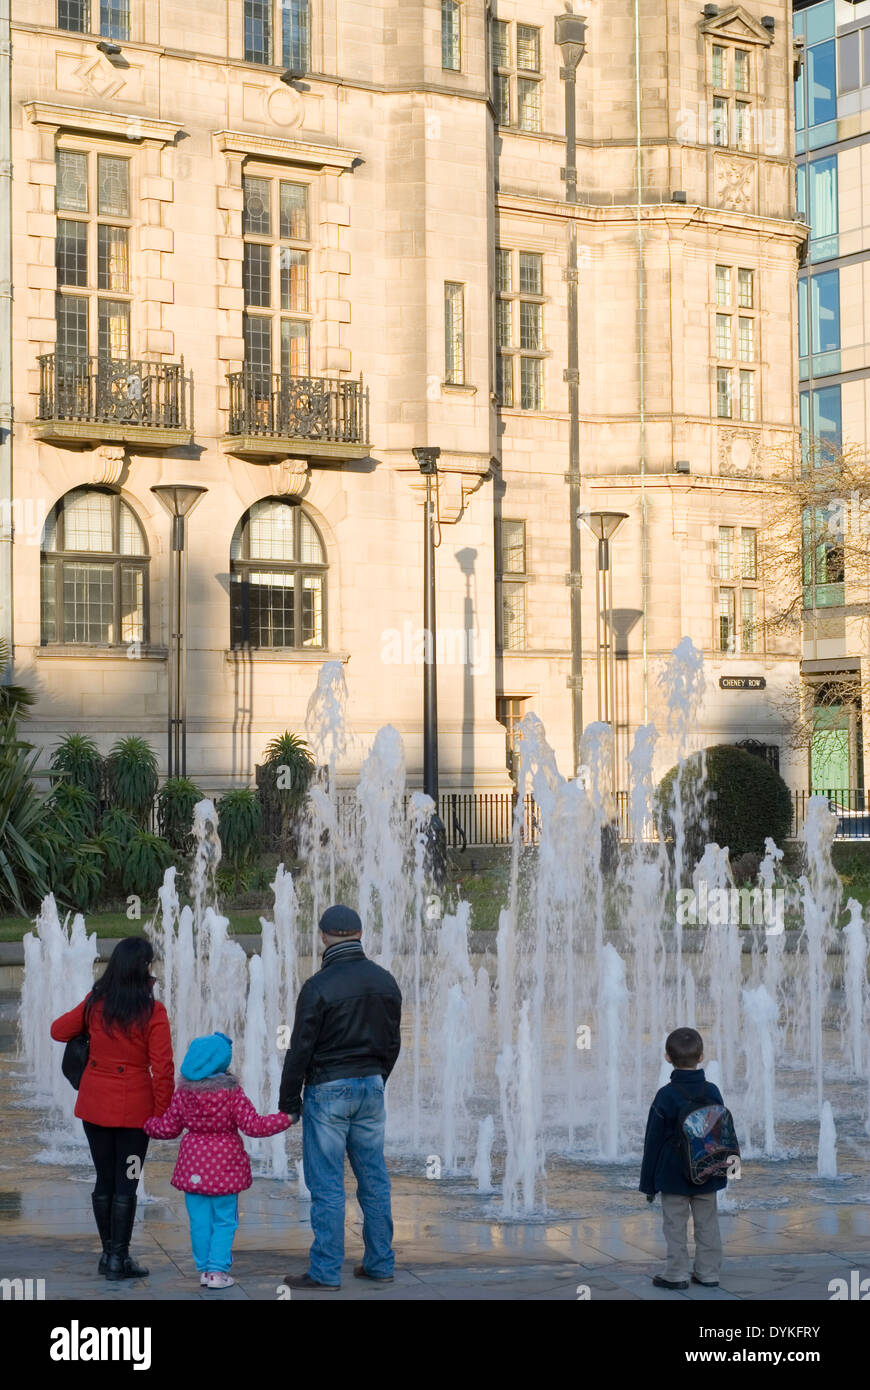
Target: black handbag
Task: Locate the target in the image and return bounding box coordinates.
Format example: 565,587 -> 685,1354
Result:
61,997 -> 91,1091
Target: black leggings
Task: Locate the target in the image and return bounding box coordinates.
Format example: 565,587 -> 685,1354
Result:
82,1122 -> 149,1198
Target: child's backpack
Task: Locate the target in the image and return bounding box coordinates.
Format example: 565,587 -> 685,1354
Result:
672,1083 -> 740,1185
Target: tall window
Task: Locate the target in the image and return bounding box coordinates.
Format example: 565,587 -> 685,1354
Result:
495,248 -> 544,410
245,0 -> 310,69
444,282 -> 465,385
713,265 -> 758,422
442,0 -> 461,71
230,499 -> 326,650
796,154 -> 838,261
718,525 -> 759,653
798,268 -> 840,378
803,507 -> 844,609
709,42 -> 754,148
41,488 -> 148,646
242,173 -> 311,384
490,18 -> 542,131
55,148 -> 132,363
498,518 -> 527,651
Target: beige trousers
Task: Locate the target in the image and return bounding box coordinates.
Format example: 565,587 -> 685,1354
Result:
660,1192 -> 722,1283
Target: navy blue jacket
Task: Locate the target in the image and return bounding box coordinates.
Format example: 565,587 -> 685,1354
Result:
639,1068 -> 728,1196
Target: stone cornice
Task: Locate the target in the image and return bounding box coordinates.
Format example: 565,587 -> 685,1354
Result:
496,192 -> 808,242
213,130 -> 359,173
587,473 -> 794,494
24,101 -> 183,144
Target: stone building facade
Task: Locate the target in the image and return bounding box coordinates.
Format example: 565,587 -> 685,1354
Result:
6,0 -> 807,795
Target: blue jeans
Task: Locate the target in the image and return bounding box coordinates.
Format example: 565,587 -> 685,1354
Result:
184,1192 -> 239,1273
302,1075 -> 393,1286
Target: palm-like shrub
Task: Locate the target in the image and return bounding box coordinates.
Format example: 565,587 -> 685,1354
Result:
258,731 -> 314,856
50,780 -> 99,837
157,777 -> 203,854
218,788 -> 262,877
105,736 -> 158,825
121,831 -> 175,898
0,718 -> 50,914
0,638 -> 36,722
49,733 -> 103,801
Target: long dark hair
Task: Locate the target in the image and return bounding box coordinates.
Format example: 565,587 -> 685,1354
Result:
86,937 -> 156,1035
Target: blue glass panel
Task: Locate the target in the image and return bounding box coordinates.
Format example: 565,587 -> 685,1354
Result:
808,42 -> 836,126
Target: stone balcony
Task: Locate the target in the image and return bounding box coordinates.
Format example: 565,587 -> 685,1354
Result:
222,369 -> 370,461
33,354 -> 194,448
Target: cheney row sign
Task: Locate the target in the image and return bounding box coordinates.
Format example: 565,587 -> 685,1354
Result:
719,675 -> 767,691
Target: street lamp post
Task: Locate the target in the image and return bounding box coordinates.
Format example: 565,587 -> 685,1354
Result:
555,11 -> 588,778
412,446 -> 446,885
578,510 -> 628,753
151,484 -> 207,779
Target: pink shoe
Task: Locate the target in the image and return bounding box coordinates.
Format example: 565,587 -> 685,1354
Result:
206,1272 -> 234,1289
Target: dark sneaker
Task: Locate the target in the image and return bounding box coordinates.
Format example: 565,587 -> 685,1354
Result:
652,1275 -> 689,1290
354,1264 -> 394,1283
691,1274 -> 719,1287
282,1272 -> 341,1291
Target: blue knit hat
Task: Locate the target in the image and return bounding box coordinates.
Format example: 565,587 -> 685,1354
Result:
181,1031 -> 233,1081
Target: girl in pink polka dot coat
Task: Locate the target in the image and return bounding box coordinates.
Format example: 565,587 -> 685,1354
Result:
145,1031 -> 294,1289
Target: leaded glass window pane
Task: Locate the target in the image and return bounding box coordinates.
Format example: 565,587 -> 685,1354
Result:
249,500 -> 296,561
444,281 -> 464,384
280,248 -> 308,311
63,562 -> 115,642
243,176 -> 272,235
98,225 -> 129,293
519,252 -> 542,295
56,151 -> 88,212
741,528 -> 757,580
64,490 -> 114,552
244,315 -> 272,382
496,299 -> 512,348
718,526 -> 733,581
100,0 -> 130,41
738,315 -> 754,362
520,356 -> 542,410
121,566 -> 144,643
120,502 -> 145,556
502,582 -> 526,650
58,0 -> 87,32
245,0 -> 272,64
97,156 -> 130,216
491,19 -> 510,67
300,513 -> 323,563
302,574 -> 323,646
442,0 -> 460,71
494,74 -> 511,124
517,79 -> 541,132
719,588 -> 735,652
41,560 -> 57,643
495,354 -> 513,407
715,264 -> 731,306
738,267 -> 754,307
519,300 -> 541,350
741,588 -> 756,652
247,571 -> 296,648
717,366 -> 732,417
716,313 -> 730,358
501,520 -> 526,574
98,298 -> 130,359
496,248 -> 511,292
279,181 -> 309,239
282,0 -> 310,71
734,49 -> 750,92
56,293 -> 88,359
516,24 -> 540,71
244,243 -> 272,307
281,319 -> 309,376
57,221 -> 88,288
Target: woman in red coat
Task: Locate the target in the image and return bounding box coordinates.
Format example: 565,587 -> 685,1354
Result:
51,936 -> 174,1281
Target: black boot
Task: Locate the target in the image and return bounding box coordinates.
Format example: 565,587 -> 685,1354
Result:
104,1195 -> 149,1280
92,1193 -> 112,1275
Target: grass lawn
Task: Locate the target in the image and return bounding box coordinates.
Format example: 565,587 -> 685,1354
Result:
0,908 -> 272,944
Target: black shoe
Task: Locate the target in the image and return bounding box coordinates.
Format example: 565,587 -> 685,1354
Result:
105,1195 -> 149,1280
92,1193 -> 111,1276
691,1273 -> 719,1287
282,1272 -> 341,1291
652,1275 -> 689,1290
353,1264 -> 394,1283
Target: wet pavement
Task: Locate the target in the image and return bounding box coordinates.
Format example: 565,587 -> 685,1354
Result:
2,1053 -> 869,1302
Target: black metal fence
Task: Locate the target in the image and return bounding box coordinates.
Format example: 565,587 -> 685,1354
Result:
37,353 -> 192,429
226,369 -> 369,444
791,789 -> 870,840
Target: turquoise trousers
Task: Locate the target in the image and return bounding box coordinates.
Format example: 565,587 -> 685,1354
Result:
184,1192 -> 239,1273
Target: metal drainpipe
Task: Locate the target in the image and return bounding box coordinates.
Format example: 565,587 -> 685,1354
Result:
0,0 -> 12,673
634,0 -> 648,722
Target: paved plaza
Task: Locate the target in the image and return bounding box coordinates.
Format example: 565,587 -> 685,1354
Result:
2,1042 -> 868,1303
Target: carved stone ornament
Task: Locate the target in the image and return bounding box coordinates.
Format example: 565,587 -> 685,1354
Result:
269,458 -> 311,496
718,429 -> 759,477
92,445 -> 126,487
715,155 -> 755,212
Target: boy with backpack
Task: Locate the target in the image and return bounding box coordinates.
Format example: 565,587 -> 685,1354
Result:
639,1026 -> 740,1290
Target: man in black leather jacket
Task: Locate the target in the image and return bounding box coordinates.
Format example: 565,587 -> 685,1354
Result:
279,904 -> 402,1291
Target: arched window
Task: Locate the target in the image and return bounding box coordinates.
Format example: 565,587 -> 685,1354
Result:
230,498 -> 326,650
41,487 -> 149,646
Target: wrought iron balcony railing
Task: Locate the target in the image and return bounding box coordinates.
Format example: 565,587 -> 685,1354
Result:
226,369 -> 370,451
36,354 -> 193,439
